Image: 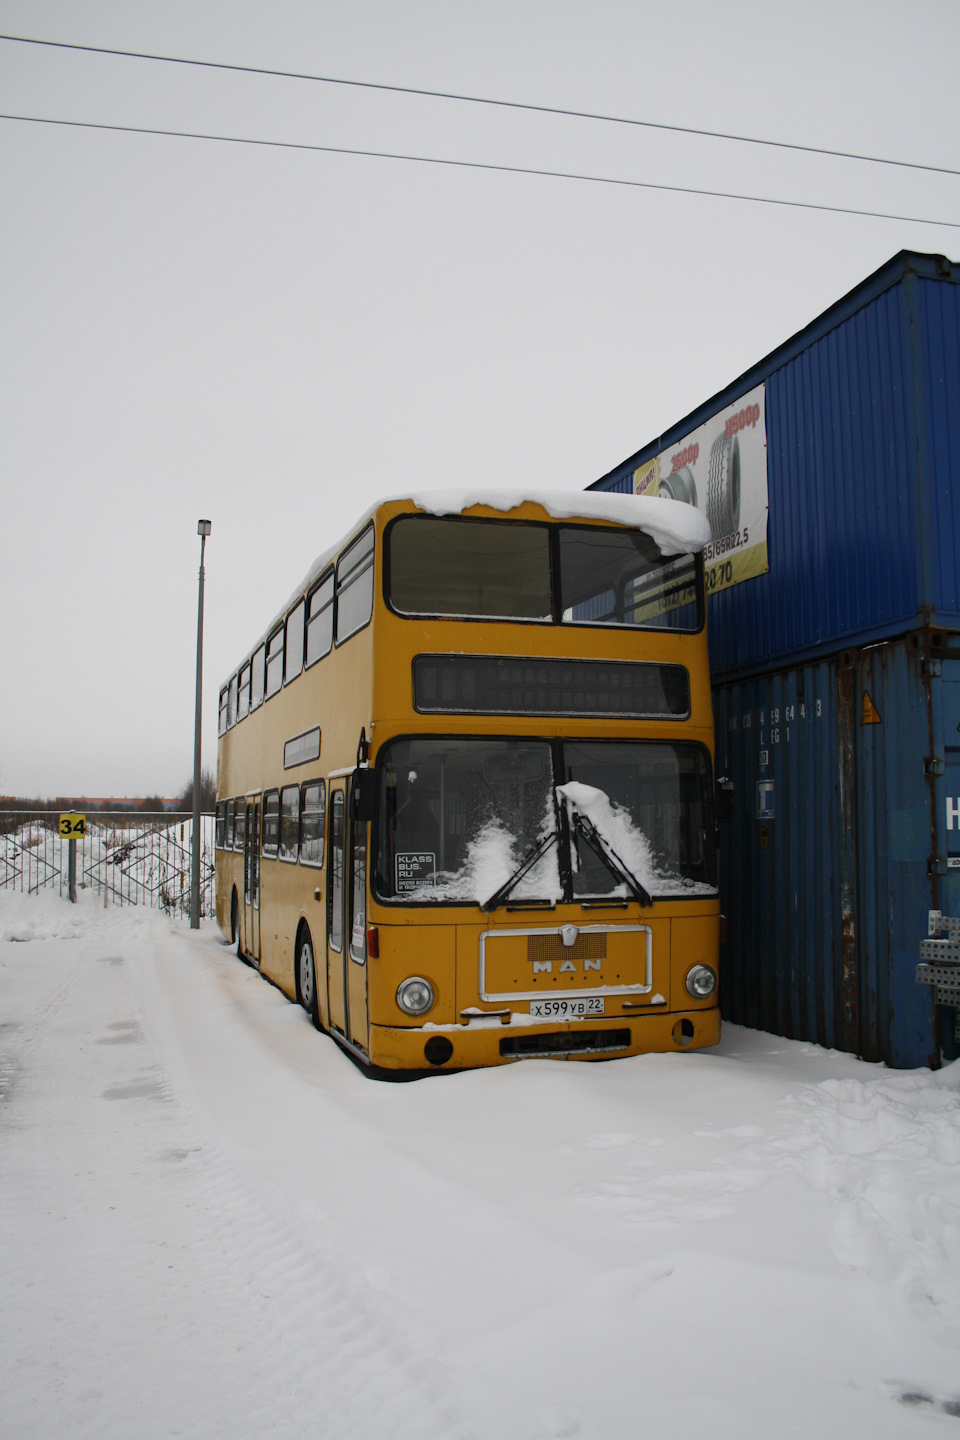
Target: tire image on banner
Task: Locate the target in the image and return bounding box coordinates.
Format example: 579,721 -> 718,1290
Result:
659,464 -> 698,507
633,381 -> 768,597
707,432 -> 740,542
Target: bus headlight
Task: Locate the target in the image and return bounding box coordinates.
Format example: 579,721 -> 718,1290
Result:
685,964 -> 718,1000
396,976 -> 435,1016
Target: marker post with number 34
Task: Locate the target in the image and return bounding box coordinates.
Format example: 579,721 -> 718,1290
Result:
59,813 -> 85,902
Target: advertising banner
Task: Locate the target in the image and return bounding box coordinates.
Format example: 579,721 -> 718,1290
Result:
633,381 -> 768,596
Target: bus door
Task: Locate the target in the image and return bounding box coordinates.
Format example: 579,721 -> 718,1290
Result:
326,782 -> 370,1052
243,793 -> 261,966
345,777 -> 370,1054
326,788 -> 347,1035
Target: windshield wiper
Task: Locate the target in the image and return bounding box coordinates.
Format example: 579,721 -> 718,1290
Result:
573,814 -> 653,908
481,830 -> 558,912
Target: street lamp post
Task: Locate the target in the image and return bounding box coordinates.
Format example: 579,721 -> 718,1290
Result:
191,519 -> 212,929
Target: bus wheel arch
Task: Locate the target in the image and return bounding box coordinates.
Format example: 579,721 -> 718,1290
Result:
296,920 -> 321,1030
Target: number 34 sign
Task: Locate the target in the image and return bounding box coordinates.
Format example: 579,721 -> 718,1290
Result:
59,812 -> 86,838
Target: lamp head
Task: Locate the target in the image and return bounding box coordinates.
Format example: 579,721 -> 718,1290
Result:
198,519 -> 212,537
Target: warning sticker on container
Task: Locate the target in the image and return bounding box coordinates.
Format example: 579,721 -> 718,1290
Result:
634,381 -> 769,597
756,779 -> 775,821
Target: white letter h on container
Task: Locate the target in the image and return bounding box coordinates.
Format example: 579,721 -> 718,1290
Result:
947,796 -> 960,831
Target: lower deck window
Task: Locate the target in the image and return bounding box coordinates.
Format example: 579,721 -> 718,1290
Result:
300,782 -> 325,866
262,791 -> 280,857
280,786 -> 300,861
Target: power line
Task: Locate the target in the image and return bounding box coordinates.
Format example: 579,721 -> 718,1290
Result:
3,111 -> 958,230
2,30 -> 958,182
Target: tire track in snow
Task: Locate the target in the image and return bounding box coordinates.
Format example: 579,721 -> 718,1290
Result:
1,923 -> 478,1440
122,927 -> 480,1440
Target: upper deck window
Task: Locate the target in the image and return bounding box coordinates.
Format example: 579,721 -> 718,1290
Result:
237,662 -> 251,721
250,645 -> 265,711
227,675 -> 238,728
388,517 -> 551,621
306,573 -> 333,667
558,526 -> 700,632
285,601 -> 305,685
218,687 -> 229,736
336,526 -> 375,643
386,516 -> 701,630
265,627 -> 284,700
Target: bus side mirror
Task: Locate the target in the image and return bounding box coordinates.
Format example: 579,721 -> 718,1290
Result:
715,777 -> 734,823
352,769 -> 377,822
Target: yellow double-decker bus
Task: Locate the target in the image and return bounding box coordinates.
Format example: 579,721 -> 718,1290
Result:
214,491 -> 720,1074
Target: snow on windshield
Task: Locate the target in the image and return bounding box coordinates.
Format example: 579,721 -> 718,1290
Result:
556,780 -> 717,896
427,806 -> 562,905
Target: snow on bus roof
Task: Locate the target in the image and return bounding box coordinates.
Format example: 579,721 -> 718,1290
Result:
222,490 -> 709,688
408,488 -> 711,555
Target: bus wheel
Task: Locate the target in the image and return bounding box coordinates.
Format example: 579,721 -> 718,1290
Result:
297,926 -> 321,1030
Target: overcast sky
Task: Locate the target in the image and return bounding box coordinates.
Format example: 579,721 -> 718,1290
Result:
2,0 -> 958,799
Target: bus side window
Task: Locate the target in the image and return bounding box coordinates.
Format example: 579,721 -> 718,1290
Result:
285,601 -> 305,686
328,790 -> 344,951
349,799 -> 367,964
215,802 -> 225,849
218,687 -> 229,736
265,627 -> 284,700
227,674 -> 238,728
233,799 -> 245,852
262,790 -> 280,857
336,527 -> 374,644
225,799 -> 235,850
300,781 -> 325,867
306,574 -> 334,667
250,644 -> 266,710
280,785 -> 300,861
237,661 -> 251,720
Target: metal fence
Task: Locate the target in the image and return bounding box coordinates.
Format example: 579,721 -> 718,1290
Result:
0,811 -> 216,918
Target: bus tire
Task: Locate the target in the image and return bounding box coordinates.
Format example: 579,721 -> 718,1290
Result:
296,924 -> 321,1030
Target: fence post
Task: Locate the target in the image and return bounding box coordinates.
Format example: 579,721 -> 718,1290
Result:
68,837 -> 77,903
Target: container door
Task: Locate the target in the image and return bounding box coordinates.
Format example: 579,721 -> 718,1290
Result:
345,779 -> 370,1054
939,657 -> 960,920
326,787 -> 347,1036
243,794 -> 261,966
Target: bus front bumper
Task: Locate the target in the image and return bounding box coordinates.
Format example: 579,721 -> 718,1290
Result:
366,1007 -> 721,1071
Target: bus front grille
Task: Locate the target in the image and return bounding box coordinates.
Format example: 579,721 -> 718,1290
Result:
500,1028 -> 631,1059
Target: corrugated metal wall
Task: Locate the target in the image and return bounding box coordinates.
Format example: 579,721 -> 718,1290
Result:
918,275 -> 960,621
714,635 -> 959,1068
709,280 -> 926,678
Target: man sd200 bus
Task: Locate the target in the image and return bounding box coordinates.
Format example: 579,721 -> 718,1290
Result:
215,491 -> 720,1073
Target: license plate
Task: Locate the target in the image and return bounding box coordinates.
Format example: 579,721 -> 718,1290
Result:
529,996 -> 605,1019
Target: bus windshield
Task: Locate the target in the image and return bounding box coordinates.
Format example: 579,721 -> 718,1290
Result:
386,516 -> 701,631
375,736 -> 716,905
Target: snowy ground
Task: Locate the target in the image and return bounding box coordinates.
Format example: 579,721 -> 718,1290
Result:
2,891 -> 959,1440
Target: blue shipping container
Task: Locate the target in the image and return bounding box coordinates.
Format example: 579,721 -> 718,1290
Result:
590,251 -> 960,682
712,635 -> 960,1067
590,252 -> 960,1066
